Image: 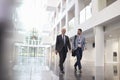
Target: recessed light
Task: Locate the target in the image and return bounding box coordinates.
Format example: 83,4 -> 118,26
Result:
109,35 -> 112,38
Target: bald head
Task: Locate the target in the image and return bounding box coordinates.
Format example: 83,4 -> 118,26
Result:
61,28 -> 66,35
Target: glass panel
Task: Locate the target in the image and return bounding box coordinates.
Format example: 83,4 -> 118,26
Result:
86,4 -> 92,20
68,0 -> 72,3
80,8 -> 86,24
68,17 -> 75,31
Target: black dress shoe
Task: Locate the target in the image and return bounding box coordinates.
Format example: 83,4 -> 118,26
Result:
79,70 -> 82,73
60,71 -> 65,74
61,70 -> 65,74
62,71 -> 65,74
74,66 -> 77,72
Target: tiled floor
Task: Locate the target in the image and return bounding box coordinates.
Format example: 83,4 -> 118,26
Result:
13,56 -> 120,80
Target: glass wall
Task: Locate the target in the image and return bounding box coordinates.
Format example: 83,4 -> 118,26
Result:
68,17 -> 75,31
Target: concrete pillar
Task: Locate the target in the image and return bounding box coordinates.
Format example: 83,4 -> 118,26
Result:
94,26 -> 104,80
92,0 -> 107,15
60,21 -> 62,32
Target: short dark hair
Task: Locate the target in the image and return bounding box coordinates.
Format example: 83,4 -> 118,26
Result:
78,28 -> 82,32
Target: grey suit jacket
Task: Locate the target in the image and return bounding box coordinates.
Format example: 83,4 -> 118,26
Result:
72,35 -> 85,51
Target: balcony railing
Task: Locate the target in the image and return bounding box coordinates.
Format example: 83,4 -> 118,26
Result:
80,3 -> 92,24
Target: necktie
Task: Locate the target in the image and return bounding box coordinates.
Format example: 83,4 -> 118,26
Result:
63,35 -> 65,44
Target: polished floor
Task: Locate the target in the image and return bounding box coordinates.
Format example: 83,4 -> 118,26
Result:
13,56 -> 59,80
13,56 -> 120,80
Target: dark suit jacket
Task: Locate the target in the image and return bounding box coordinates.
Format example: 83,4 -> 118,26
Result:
55,34 -> 71,53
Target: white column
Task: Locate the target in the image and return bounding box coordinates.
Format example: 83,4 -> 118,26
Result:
94,26 -> 104,80
60,20 -> 62,31
0,0 -> 13,21
92,0 -> 107,15
95,26 -> 104,66
27,46 -> 29,63
75,0 -> 80,27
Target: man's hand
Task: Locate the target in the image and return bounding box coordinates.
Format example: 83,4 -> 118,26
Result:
69,49 -> 72,53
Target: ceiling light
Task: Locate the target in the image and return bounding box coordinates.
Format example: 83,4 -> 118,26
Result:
109,35 -> 112,38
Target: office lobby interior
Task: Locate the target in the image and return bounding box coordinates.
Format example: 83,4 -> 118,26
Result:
0,0 -> 120,80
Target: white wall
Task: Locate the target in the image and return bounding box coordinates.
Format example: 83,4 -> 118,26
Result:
105,39 -> 119,63
82,37 -> 120,63
118,37 -> 120,63
83,42 -> 95,62
14,31 -> 25,43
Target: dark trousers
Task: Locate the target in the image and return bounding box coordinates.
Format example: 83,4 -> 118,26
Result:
59,47 -> 67,71
74,48 -> 83,70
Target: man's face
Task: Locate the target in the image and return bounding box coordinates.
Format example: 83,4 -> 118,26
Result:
77,30 -> 82,35
62,29 -> 66,35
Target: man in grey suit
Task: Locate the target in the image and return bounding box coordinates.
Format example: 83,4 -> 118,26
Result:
55,28 -> 71,74
72,29 -> 85,73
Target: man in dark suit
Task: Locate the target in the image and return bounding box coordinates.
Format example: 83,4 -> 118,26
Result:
55,28 -> 71,74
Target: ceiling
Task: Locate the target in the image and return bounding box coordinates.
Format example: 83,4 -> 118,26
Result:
82,26 -> 120,43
